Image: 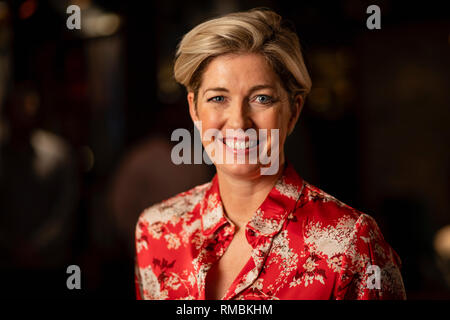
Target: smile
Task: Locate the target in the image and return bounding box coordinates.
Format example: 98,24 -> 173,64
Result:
223,138 -> 258,150
220,137 -> 259,153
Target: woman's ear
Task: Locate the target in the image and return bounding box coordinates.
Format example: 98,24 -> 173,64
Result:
287,95 -> 304,136
187,92 -> 200,126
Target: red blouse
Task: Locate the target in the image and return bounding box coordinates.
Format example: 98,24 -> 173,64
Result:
135,162 -> 406,300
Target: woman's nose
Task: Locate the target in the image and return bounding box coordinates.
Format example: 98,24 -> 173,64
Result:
226,99 -> 252,129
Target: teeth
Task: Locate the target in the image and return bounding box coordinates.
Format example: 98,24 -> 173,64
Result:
224,139 -> 257,149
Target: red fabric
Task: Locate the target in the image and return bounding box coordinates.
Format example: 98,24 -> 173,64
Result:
135,162 -> 406,300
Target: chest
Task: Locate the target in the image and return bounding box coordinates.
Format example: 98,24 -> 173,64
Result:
205,229 -> 253,299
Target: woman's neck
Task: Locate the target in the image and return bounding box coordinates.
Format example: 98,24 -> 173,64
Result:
216,163 -> 285,230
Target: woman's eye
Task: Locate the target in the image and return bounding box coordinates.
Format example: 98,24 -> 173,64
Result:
208,96 -> 225,103
254,95 -> 273,104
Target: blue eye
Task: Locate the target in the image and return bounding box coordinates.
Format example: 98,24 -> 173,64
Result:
254,95 -> 273,104
208,96 -> 225,103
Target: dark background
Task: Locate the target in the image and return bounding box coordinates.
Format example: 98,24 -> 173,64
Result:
0,0 -> 449,299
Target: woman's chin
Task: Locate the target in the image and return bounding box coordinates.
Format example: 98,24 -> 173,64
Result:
215,162 -> 263,178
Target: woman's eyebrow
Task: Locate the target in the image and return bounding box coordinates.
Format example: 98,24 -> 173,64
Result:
203,84 -> 275,96
248,84 -> 275,93
203,87 -> 229,96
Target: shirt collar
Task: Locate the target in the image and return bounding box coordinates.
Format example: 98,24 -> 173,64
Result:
200,161 -> 304,239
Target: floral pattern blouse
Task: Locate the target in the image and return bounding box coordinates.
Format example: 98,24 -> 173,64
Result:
135,162 -> 406,300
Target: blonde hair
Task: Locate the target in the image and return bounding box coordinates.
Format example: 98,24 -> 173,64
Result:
174,8 -> 312,105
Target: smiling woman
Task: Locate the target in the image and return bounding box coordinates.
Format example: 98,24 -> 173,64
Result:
189,53 -> 291,178
134,8 -> 406,300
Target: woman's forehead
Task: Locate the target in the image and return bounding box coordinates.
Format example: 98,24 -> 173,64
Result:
201,53 -> 282,91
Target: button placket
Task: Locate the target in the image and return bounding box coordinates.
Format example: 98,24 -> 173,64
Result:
198,220 -> 237,299
224,235 -> 274,300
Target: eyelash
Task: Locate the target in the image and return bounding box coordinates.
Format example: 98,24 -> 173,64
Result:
253,95 -> 274,104
208,96 -> 226,103
207,95 -> 275,105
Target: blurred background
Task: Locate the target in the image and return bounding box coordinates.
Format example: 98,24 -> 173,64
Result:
0,0 -> 449,299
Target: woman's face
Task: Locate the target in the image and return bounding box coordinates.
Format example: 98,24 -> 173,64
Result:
188,53 -> 302,179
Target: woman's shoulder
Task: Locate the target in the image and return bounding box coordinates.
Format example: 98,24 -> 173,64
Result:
297,180 -> 401,265
137,181 -> 212,228
298,180 -> 388,252
295,181 -> 406,299
300,181 -> 363,220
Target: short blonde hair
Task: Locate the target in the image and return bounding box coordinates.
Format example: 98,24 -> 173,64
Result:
174,8 -> 312,105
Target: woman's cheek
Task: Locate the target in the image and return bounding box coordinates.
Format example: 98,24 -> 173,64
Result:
199,108 -> 221,128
